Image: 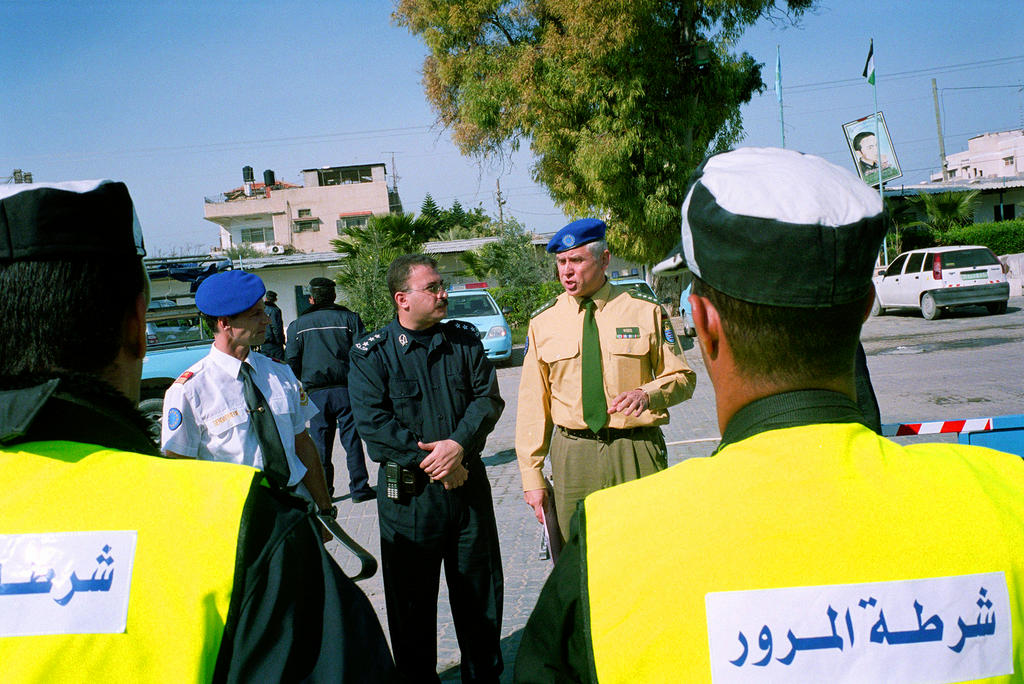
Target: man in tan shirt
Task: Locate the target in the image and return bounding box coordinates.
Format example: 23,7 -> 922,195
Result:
516,218 -> 696,542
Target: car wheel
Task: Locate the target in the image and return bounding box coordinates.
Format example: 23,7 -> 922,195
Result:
138,397 -> 164,444
986,301 -> 1008,315
870,297 -> 885,317
921,293 -> 941,320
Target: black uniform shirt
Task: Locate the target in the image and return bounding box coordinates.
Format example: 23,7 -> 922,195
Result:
286,303 -> 366,389
348,318 -> 504,469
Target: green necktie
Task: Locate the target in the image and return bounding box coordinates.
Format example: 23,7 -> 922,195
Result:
581,298 -> 607,432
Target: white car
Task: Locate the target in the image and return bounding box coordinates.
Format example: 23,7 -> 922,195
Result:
872,245 -> 1009,320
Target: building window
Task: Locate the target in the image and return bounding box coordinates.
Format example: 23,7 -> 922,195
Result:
337,214 -> 370,234
317,166 -> 374,186
1004,157 -> 1014,166
995,204 -> 1016,222
297,208 -> 311,218
293,219 -> 320,233
240,226 -> 273,244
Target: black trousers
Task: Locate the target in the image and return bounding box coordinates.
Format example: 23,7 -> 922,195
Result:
308,386 -> 370,496
377,459 -> 503,683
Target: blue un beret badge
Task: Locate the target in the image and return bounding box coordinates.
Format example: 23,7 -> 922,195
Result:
167,407 -> 183,431
562,234 -> 576,248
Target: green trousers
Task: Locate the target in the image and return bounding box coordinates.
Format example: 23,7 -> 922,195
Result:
550,425 -> 667,543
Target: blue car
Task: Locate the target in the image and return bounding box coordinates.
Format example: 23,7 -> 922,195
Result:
443,288 -> 512,363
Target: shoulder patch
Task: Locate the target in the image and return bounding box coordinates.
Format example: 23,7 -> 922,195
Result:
531,297 -> 558,318
627,289 -> 660,305
352,330 -> 387,355
174,371 -> 194,385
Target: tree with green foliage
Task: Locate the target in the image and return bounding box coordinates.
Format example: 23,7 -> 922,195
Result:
394,0 -> 814,263
459,219 -> 553,287
332,213 -> 439,329
910,190 -> 981,233
420,193 -> 442,222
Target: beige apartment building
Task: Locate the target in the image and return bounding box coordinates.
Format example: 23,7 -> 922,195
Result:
930,129 -> 1024,182
204,163 -> 402,253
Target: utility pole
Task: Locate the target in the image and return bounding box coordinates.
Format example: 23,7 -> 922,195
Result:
931,79 -> 948,181
494,178 -> 506,225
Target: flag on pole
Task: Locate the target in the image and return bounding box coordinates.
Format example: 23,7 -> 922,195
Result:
862,39 -> 875,85
775,45 -> 782,104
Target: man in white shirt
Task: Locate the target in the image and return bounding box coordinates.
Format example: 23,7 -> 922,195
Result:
161,270 -> 334,517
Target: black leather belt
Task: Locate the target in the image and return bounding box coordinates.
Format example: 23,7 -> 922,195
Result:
556,425 -> 650,442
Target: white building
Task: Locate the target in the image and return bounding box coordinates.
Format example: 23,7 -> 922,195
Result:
931,129 -> 1024,182
204,163 -> 402,254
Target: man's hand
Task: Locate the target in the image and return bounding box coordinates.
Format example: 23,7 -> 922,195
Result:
418,439 -> 464,481
440,463 -> 469,490
524,488 -> 548,524
608,388 -> 649,416
318,521 -> 333,544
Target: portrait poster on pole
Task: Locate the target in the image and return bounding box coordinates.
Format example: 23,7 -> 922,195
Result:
843,111 -> 902,187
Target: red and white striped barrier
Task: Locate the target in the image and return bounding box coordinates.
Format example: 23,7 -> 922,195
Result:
883,418 -> 992,438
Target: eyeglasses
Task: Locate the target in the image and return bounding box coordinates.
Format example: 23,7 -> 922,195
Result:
404,280 -> 448,295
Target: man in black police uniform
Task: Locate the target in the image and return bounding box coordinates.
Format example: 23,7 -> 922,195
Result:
287,276 -> 373,501
260,289 -> 286,360
0,180 -> 395,682
349,254 -> 505,683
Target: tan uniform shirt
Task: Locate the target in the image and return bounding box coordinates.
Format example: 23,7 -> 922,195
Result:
516,281 -> 696,491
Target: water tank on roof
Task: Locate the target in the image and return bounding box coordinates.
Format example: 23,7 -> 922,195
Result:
242,166 -> 255,183
264,169 -> 275,187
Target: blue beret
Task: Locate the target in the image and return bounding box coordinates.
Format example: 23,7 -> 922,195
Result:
546,218 -> 606,254
195,270 -> 266,316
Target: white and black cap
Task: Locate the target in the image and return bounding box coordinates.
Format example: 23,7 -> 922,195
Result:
656,147 -> 885,307
0,179 -> 145,261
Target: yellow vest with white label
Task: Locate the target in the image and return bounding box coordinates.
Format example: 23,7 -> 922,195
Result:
0,440 -> 257,683
582,423 -> 1024,682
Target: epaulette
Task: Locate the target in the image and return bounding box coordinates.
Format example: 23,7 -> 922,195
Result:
444,320 -> 481,341
269,356 -> 286,364
352,330 -> 387,355
530,297 -> 558,318
626,288 -> 660,305
173,370 -> 195,385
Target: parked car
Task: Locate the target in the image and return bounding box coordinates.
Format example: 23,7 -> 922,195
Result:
611,276 -> 696,337
141,303 -> 212,439
872,245 -> 1010,320
443,287 -> 512,363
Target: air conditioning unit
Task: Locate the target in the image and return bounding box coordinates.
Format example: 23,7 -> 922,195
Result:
268,244 -> 285,255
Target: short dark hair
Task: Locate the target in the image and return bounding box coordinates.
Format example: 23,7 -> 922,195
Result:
309,278 -> 336,305
386,254 -> 438,299
692,276 -> 867,385
853,131 -> 875,152
0,256 -> 146,375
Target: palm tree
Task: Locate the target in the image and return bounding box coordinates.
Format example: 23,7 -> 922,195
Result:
911,190 -> 980,233
331,213 -> 439,329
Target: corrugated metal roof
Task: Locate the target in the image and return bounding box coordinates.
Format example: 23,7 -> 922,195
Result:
886,175 -> 1024,196
423,233 -> 552,254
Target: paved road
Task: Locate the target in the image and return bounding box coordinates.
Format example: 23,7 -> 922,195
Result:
324,295 -> 1024,681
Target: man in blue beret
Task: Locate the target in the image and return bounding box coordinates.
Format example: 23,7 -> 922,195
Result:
161,270 -> 335,522
515,217 -> 697,545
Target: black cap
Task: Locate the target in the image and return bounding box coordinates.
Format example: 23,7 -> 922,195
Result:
309,277 -> 335,289
0,180 -> 145,261
265,290 -> 278,301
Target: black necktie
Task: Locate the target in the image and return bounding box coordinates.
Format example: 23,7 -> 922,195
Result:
238,362 -> 291,489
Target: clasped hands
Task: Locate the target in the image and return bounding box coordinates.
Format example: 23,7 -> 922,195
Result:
418,439 -> 468,489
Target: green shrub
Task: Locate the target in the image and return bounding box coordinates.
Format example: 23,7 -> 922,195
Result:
939,219 -> 1024,255
490,281 -> 564,328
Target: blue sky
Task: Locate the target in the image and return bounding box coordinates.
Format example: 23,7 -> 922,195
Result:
2,1 -> 1021,255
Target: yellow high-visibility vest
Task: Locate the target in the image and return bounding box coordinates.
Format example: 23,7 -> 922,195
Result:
1,440 -> 257,683
583,423 -> 1024,682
